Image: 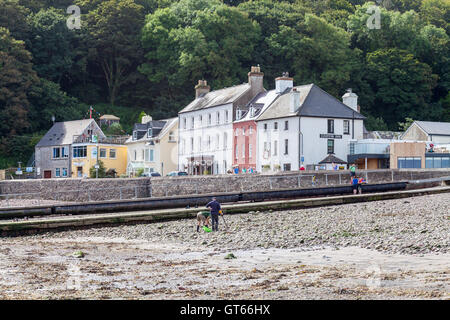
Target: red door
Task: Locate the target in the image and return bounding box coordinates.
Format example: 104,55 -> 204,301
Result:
44,170 -> 52,179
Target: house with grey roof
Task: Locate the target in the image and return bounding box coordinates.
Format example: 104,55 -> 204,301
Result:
401,121 -> 450,143
178,66 -> 265,175
255,78 -> 365,172
126,115 -> 178,176
35,119 -> 105,178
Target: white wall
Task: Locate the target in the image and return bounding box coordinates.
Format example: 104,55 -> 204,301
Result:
300,117 -> 364,165
256,116 -> 364,171
126,141 -> 161,174
430,135 -> 450,143
178,103 -> 234,174
256,117 -> 300,171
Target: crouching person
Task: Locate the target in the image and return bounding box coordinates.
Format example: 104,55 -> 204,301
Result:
196,211 -> 211,232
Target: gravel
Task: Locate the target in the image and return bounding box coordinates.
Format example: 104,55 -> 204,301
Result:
29,193 -> 450,255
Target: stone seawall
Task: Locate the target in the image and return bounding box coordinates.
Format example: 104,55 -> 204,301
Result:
0,169 -> 449,202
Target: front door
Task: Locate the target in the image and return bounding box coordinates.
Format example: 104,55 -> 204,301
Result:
77,167 -> 83,177
44,170 -> 51,179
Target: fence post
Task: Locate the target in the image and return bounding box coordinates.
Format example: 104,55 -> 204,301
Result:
365,171 -> 368,183
135,186 -> 138,199
339,173 -> 341,185
298,175 -> 301,187
120,188 -> 122,200
269,178 -> 273,190
325,174 -> 328,185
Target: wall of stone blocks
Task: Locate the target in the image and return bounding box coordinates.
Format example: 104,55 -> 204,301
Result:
0,169 -> 448,202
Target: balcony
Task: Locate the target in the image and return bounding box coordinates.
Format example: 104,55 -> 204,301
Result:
73,134 -> 130,145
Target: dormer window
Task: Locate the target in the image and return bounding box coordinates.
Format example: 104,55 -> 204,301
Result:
148,128 -> 153,137
133,131 -> 137,140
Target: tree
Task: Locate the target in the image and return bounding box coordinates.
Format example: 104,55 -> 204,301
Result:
89,159 -> 106,178
28,8 -> 77,85
420,0 -> 450,34
82,0 -> 146,106
398,117 -> 415,131
0,0 -> 31,41
364,48 -> 437,129
268,14 -> 360,96
140,0 -> 261,109
365,115 -> 388,131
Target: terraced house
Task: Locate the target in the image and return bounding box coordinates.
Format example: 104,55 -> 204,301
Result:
178,66 -> 265,175
126,115 -> 178,176
35,119 -> 128,178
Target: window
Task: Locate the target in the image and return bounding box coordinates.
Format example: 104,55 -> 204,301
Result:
249,126 -> 253,134
264,123 -> 268,131
328,120 -> 334,134
349,141 -> 355,154
100,148 -> 107,158
53,147 -> 60,159
55,168 -> 61,177
133,131 -> 137,140
242,127 -> 245,135
225,110 -> 229,123
249,144 -> 252,158
235,128 -> 239,136
216,134 -> 220,150
274,122 -> 278,130
284,139 -> 289,155
242,144 -> 245,158
235,145 -> 238,159
145,149 -> 149,162
190,137 -> 194,152
216,111 -> 220,124
61,146 -> 68,158
73,146 -> 87,158
343,120 -> 350,135
198,137 -> 202,151
284,121 -> 289,130
142,149 -> 145,160
134,150 -> 137,161
208,114 -> 211,125
169,131 -> 175,142
283,163 -> 291,171
223,133 -> 227,149
199,115 -> 203,125
109,149 -> 116,159
62,168 -> 68,177
398,157 -> 421,168
273,140 -> 278,156
149,149 -> 154,162
207,136 -> 211,150
148,128 -> 153,137
191,117 -> 194,129
426,157 -> 449,168
183,118 -> 187,129
327,139 -> 334,154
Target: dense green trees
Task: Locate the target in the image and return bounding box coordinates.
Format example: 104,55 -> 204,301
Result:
0,0 -> 449,168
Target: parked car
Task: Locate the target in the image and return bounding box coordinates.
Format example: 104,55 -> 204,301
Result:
166,171 -> 188,176
142,172 -> 161,177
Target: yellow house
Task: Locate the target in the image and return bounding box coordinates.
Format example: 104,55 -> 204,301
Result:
71,143 -> 128,178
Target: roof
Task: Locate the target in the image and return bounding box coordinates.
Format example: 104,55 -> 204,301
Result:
126,118 -> 177,144
36,119 -> 98,147
414,121 -> 450,136
99,114 -> 120,120
365,131 -> 403,140
179,83 -> 250,113
235,89 -> 280,123
319,154 -> 347,164
257,84 -> 366,121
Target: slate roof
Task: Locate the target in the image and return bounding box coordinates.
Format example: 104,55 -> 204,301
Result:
319,154 -> 347,164
365,131 -> 403,140
414,121 -> 450,136
99,114 -> 120,120
36,119 -> 98,147
257,84 -> 366,121
127,118 -> 177,143
234,89 -> 280,123
179,83 -> 251,113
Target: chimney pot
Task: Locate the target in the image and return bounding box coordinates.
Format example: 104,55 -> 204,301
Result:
195,79 -> 210,98
342,88 -> 358,112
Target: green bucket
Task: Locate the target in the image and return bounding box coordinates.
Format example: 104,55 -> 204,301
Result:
203,226 -> 212,232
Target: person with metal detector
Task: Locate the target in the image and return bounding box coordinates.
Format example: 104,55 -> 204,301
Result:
206,197 -> 222,232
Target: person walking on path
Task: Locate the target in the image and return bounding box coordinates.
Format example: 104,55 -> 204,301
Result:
206,197 -> 222,231
351,176 -> 359,194
196,211 -> 211,232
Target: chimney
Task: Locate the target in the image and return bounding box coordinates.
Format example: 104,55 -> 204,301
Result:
290,88 -> 300,113
195,79 -> 210,98
275,72 -> 294,94
342,88 -> 358,112
248,65 -> 264,96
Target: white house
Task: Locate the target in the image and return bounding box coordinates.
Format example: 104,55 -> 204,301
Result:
256,77 -> 365,172
126,116 -> 178,176
401,121 -> 450,143
178,66 -> 265,174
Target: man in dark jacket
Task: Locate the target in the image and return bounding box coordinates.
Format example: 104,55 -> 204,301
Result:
206,197 -> 222,231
